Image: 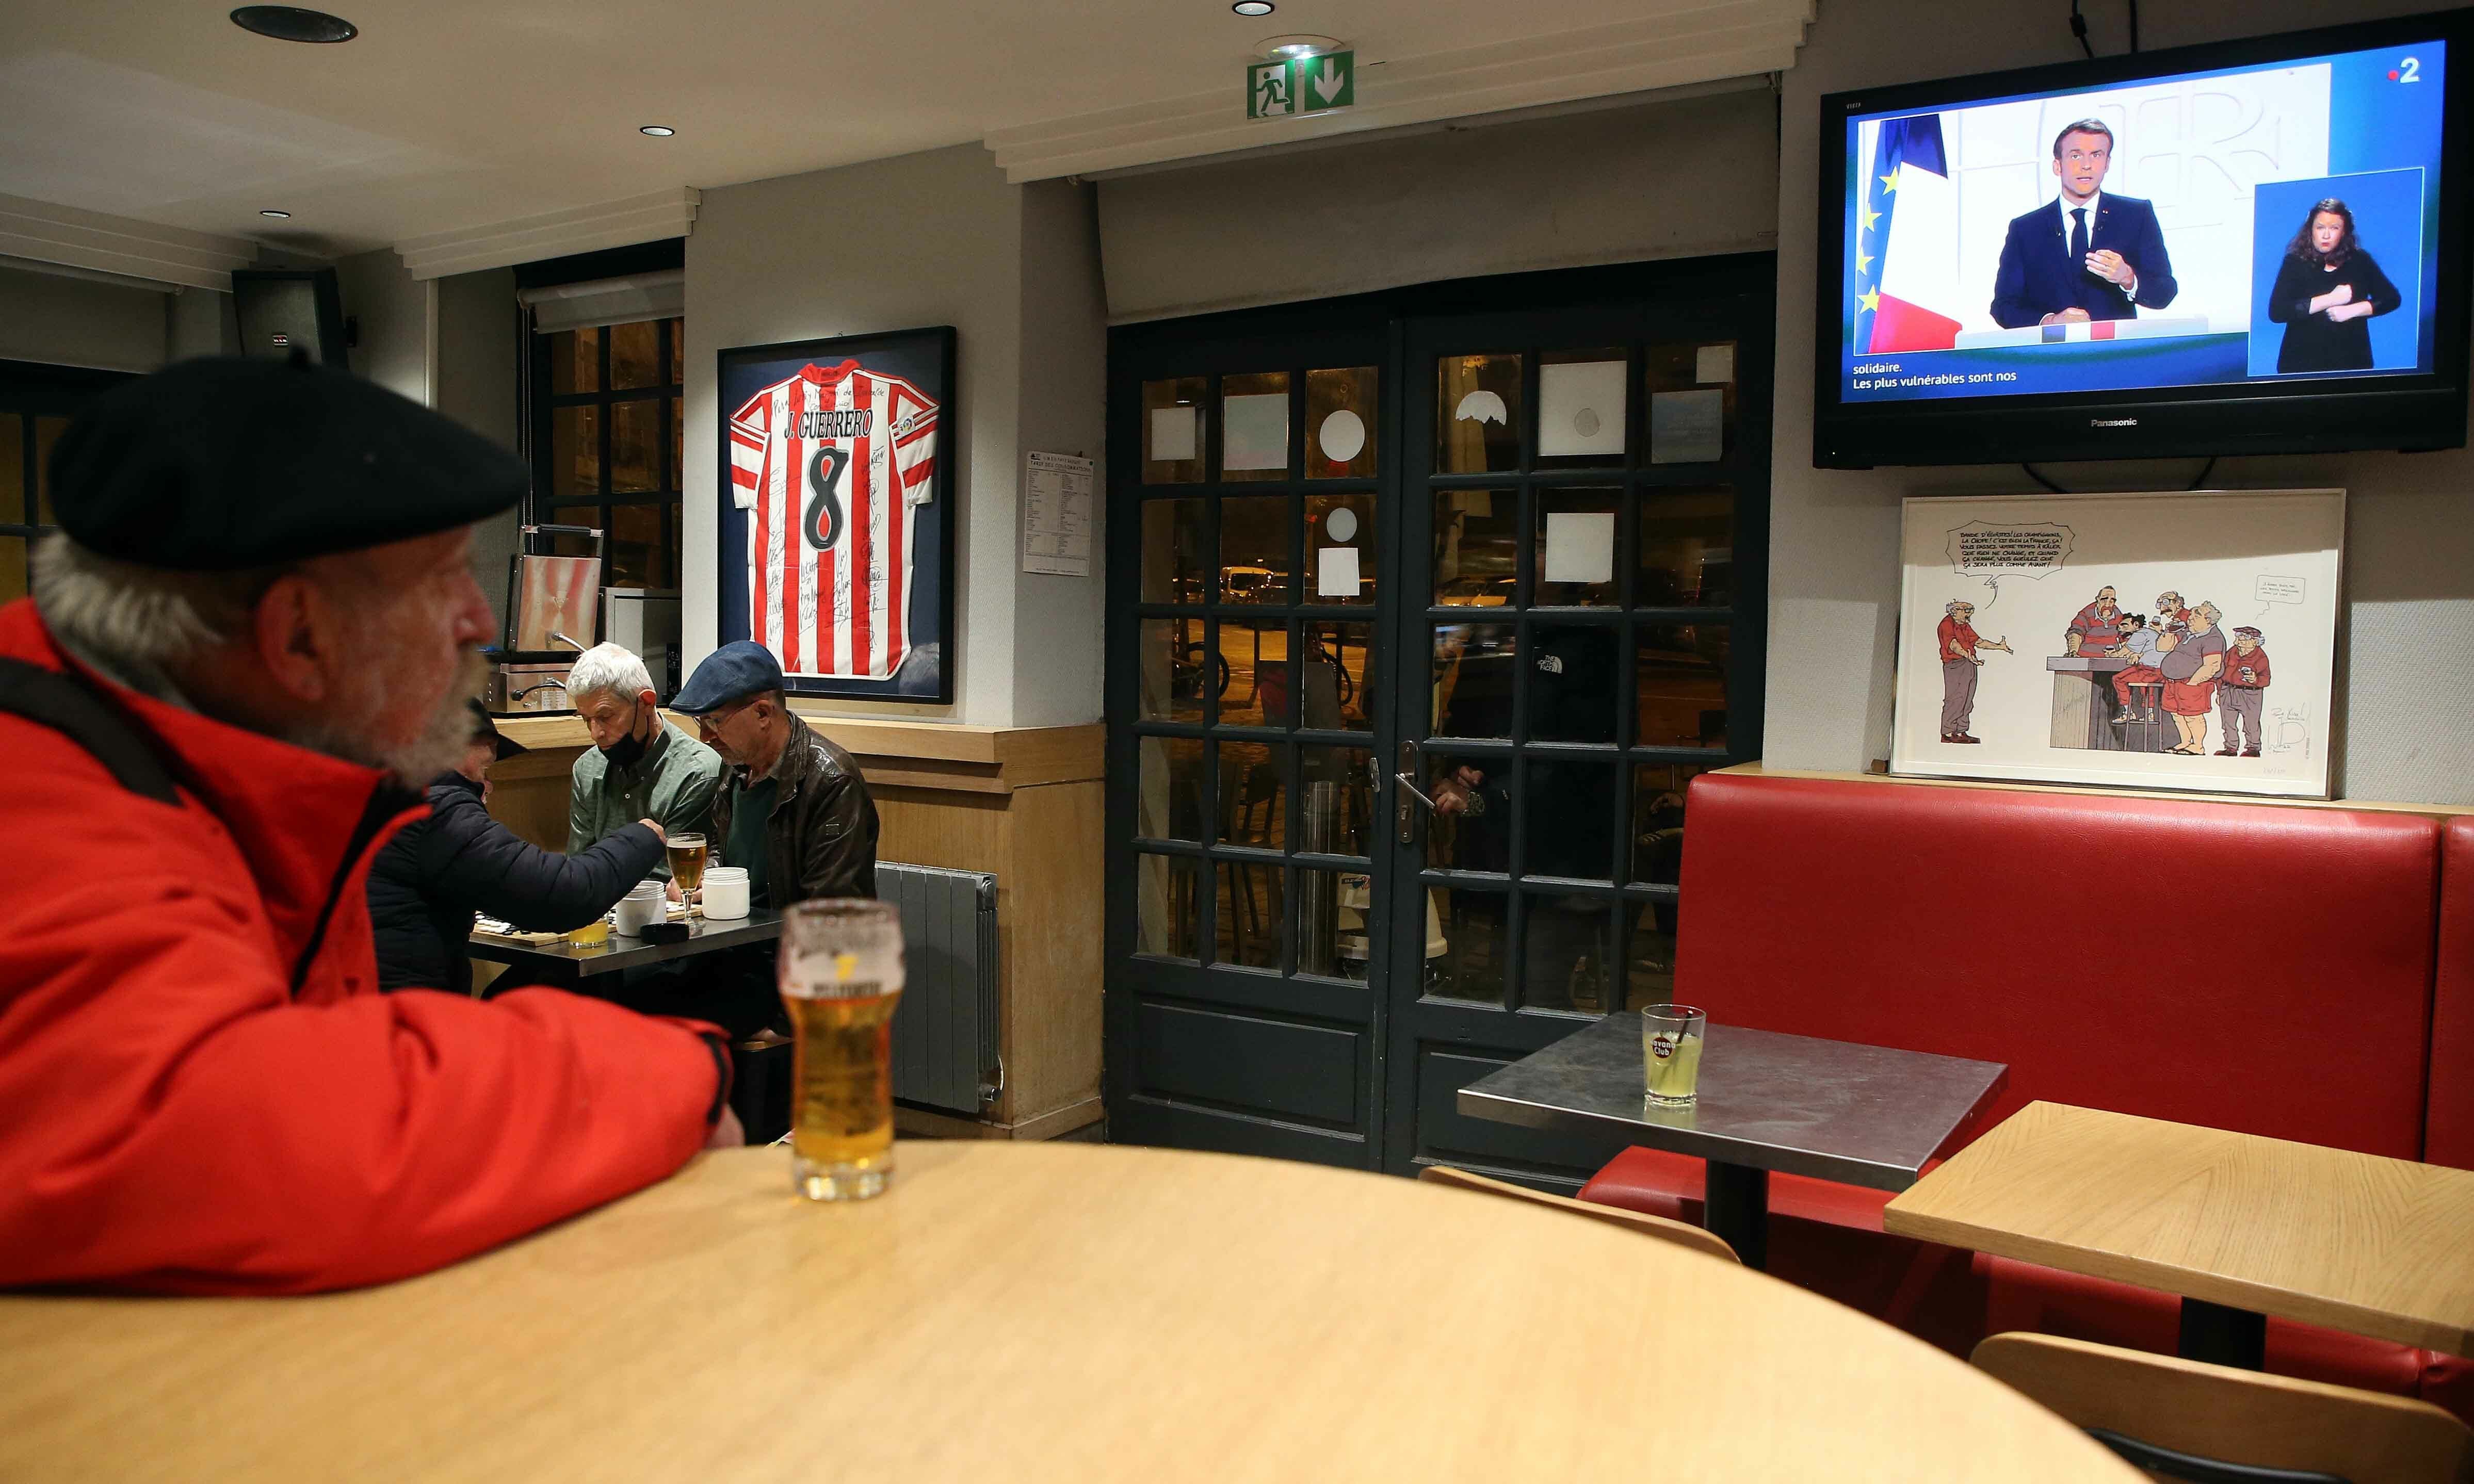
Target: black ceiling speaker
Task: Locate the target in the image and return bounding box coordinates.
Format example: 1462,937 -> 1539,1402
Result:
229,7 -> 359,43
231,268 -> 349,367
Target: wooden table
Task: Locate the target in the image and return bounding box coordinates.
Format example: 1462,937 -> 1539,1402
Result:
1883,1101 -> 2474,1369
0,1144 -> 2138,1482
467,905 -> 783,978
1459,1014 -> 2007,1268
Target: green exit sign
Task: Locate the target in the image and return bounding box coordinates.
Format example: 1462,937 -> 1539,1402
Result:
1246,50 -> 1354,120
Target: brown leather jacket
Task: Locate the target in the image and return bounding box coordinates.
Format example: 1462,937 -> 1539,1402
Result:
709,712 -> 878,907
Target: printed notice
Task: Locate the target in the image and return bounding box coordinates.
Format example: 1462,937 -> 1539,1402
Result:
1022,451 -> 1095,577
1542,511 -> 1616,585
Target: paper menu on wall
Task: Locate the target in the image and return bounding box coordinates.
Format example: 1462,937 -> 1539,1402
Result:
1022,451 -> 1095,577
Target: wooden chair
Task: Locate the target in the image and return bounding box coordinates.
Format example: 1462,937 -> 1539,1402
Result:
1416,1164 -> 1739,1264
1972,1331 -> 2474,1484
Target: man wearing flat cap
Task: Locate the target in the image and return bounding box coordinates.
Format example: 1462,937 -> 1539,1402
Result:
0,357 -> 738,1297
675,641 -> 879,912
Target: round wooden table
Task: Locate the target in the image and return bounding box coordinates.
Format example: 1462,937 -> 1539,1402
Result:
0,1143 -> 2137,1481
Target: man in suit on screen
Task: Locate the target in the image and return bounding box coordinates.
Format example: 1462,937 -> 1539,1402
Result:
1990,119 -> 2179,329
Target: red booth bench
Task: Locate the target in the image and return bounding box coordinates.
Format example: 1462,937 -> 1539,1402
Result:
1579,770 -> 2474,1414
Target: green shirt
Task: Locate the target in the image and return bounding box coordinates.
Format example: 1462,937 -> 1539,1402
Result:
723,776 -> 778,908
567,717 -> 723,877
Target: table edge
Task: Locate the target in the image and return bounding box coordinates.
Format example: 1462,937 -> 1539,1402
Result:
466,918 -> 785,976
1456,1084 -> 1921,1193
1879,1206 -> 2474,1356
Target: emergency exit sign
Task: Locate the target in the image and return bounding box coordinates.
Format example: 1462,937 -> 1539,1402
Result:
1246,50 -> 1354,120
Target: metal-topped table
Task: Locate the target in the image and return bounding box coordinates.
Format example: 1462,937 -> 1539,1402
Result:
467,906 -> 784,979
1459,1014 -> 2008,1268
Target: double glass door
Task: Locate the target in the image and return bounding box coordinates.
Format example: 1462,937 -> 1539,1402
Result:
1107,261 -> 1771,1181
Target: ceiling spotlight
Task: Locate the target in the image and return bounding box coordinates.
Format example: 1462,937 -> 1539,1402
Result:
1260,33 -> 1340,59
259,209 -> 292,219
1232,2 -> 1274,15
229,6 -> 358,42
639,125 -> 676,137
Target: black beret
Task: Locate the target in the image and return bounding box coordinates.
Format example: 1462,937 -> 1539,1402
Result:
47,355 -> 528,571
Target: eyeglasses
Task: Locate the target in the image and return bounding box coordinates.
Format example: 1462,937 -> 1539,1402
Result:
694,699 -> 756,737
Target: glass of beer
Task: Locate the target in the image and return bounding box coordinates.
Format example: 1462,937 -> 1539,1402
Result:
667,832 -> 708,894
1641,1003 -> 1708,1107
779,898 -> 905,1201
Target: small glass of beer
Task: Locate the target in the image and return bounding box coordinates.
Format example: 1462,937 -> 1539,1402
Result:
1641,1003 -> 1708,1107
667,832 -> 708,895
779,898 -> 905,1201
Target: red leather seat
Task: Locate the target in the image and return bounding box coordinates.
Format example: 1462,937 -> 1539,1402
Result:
2431,819 -> 2474,1172
1578,773 -> 2465,1408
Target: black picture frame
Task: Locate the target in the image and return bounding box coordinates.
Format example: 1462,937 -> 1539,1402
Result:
714,325 -> 958,703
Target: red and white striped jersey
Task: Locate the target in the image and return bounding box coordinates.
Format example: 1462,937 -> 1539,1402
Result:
726,360 -> 940,682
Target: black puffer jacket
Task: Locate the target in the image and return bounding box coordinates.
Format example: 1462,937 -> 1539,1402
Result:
368,773 -> 665,992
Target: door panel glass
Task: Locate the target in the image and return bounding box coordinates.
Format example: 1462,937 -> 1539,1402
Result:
1141,497 -> 1207,603
610,399 -> 661,493
1435,353 -> 1523,473
1217,860 -> 1283,970
1425,888 -> 1509,1004
1431,623 -> 1518,738
31,417 -> 63,524
1306,366 -> 1378,478
1299,621 -> 1373,732
1422,753 -> 1508,874
1215,619 -> 1288,728
1136,737 -> 1208,842
1533,487 -> 1621,608
1433,489 -> 1515,609
1137,616 -> 1209,723
1645,340 -> 1737,465
1142,377 -> 1206,483
1524,759 -> 1617,882
1,417 -> 22,523
1220,495 -> 1289,605
1300,867 -> 1372,981
1638,486 -> 1734,608
1218,741 -> 1288,850
551,326 -> 600,395
0,534 -> 24,606
1220,371 -> 1290,481
1299,745 -> 1375,857
1629,763 -> 1709,885
609,320 -> 661,390
1528,624 -> 1621,744
1536,349 -> 1627,468
1136,853 -> 1200,960
1626,904 -> 1679,1009
1522,895 -> 1615,1013
1305,492 -> 1375,607
1636,624 -> 1729,749
549,405 -> 600,500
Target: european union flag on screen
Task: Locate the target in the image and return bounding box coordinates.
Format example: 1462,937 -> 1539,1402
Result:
1859,113 -> 1965,353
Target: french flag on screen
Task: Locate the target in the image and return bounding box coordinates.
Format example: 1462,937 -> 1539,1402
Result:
1859,115 -> 1964,353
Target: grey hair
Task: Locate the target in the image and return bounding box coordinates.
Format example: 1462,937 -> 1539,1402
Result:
1945,599 -> 1974,616
29,532 -> 292,665
567,642 -> 654,706
2195,600 -> 2222,622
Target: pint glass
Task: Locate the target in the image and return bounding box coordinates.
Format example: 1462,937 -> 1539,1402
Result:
779,899 -> 905,1201
666,833 -> 708,893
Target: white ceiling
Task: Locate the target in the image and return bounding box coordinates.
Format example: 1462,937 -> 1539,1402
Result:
0,0 -> 1804,260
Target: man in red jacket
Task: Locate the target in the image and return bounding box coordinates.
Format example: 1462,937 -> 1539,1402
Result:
0,357 -> 738,1296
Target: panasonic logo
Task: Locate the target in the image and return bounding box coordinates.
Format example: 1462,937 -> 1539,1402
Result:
2090,417 -> 2140,428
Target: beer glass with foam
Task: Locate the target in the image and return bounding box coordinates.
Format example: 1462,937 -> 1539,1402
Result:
779,899 -> 905,1200
666,832 -> 708,894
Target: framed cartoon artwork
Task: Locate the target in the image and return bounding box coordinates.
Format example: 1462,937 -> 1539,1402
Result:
715,326 -> 957,703
1891,489 -> 2344,798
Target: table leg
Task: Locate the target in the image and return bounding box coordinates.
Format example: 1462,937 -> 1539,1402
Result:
1703,1162 -> 1768,1270
2176,1298 -> 2267,1369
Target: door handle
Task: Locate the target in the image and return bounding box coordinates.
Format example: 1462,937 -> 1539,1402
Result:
1394,771 -> 1438,810
1395,739 -> 1425,845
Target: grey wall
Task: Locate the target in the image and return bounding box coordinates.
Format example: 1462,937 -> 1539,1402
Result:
335,247 -> 430,404
1097,86 -> 1780,322
434,268 -> 522,637
1765,0 -> 2474,805
0,263 -> 177,371
684,144 -> 1106,728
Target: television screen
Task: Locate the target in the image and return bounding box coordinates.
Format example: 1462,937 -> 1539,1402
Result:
1816,10 -> 2472,467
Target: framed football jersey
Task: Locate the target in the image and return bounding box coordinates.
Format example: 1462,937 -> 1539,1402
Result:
715,327 -> 957,702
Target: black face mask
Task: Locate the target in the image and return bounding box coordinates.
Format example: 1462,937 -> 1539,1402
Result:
599,707 -> 649,771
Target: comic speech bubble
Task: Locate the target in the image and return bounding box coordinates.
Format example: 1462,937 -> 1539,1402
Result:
2255,575 -> 2305,618
1947,521 -> 2073,611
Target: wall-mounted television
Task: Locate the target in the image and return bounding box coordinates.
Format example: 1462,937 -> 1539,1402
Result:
1815,8 -> 2473,468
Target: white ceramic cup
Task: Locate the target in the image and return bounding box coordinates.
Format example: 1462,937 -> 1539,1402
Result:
702,867 -> 750,921
613,882 -> 666,936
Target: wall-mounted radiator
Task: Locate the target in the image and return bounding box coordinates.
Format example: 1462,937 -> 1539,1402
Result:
877,861 -> 1001,1115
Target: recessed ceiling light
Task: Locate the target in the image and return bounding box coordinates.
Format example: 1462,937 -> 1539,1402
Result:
229,6 -> 358,43
1232,2 -> 1274,15
639,125 -> 676,137
259,209 -> 292,219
